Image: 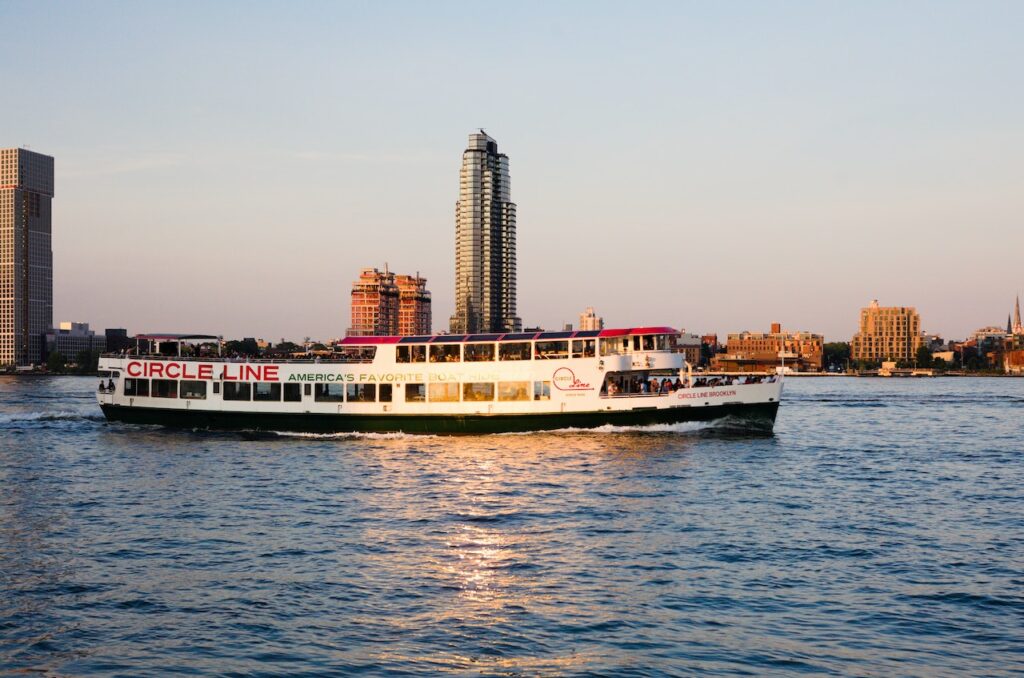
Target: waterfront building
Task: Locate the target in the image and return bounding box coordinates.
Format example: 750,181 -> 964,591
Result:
1005,349 -> 1024,375
348,266 -> 431,337
449,131 -> 521,334
1,148 -> 54,367
972,326 -> 1010,344
105,328 -> 132,353
348,266 -> 399,337
579,307 -> 604,331
850,300 -> 923,364
714,322 -> 824,372
676,332 -> 702,366
45,322 -> 105,362
395,273 -> 431,336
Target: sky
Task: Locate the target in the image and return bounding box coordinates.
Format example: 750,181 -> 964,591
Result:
2,1 -> 1022,342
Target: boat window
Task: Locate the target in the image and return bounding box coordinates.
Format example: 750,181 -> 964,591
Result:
534,381 -> 551,400
534,341 -> 568,360
304,384 -> 312,397
314,383 -> 343,402
656,334 -> 676,350
571,339 -> 596,359
347,383 -> 376,402
224,382 -> 252,401
213,383 -> 220,395
464,343 -> 495,362
463,382 -> 495,401
152,379 -> 178,398
428,382 -> 460,402
124,378 -> 149,397
98,370 -> 111,378
379,384 -> 393,403
642,335 -> 655,351
253,382 -> 281,402
498,342 -> 531,361
600,337 -> 628,356
283,383 -> 302,402
396,345 -> 426,363
497,381 -> 530,401
429,344 -> 461,363
180,380 -> 207,400
405,383 -> 426,402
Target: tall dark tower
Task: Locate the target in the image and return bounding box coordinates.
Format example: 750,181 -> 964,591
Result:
0,148 -> 54,366
449,131 -> 521,334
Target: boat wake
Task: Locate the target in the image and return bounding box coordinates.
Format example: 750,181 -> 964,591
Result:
257,430 -> 436,440
500,416 -> 775,436
0,410 -> 105,426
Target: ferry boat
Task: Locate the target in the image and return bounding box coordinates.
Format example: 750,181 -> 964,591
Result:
95,328 -> 783,434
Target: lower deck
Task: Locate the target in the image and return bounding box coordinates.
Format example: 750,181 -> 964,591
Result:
100,399 -> 780,435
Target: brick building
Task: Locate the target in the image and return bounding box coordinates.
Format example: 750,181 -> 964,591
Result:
850,300 -> 923,363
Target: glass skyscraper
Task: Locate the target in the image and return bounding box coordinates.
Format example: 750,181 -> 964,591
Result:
0,148 -> 54,366
449,131 -> 521,335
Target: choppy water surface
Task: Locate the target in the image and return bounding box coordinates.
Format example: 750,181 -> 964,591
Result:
1,376 -> 1022,676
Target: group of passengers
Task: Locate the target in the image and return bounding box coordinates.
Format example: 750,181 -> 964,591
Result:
602,373 -> 777,396
603,376 -> 684,396
691,374 -> 776,387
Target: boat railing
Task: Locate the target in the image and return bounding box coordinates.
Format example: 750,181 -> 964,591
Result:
99,353 -> 375,364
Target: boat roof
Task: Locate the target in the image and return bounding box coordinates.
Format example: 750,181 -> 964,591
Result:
136,333 -> 220,341
338,326 -> 677,346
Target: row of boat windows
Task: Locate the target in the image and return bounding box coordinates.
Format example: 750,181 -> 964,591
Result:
315,381 -> 550,403
394,335 -> 673,363
121,378 -> 552,403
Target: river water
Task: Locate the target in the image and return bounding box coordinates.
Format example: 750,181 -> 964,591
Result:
1,376 -> 1021,676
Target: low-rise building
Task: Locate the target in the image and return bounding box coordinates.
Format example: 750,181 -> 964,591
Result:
676,332 -> 701,366
104,328 -> 132,353
713,323 -> 824,372
1005,349 -> 1024,375
45,322 -> 106,362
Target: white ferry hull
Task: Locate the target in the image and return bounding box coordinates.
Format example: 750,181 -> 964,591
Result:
96,327 -> 784,435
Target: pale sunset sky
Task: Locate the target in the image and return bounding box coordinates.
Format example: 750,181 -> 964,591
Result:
2,1 -> 1022,342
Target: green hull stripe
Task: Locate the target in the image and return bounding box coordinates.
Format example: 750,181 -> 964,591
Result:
100,402 -> 779,435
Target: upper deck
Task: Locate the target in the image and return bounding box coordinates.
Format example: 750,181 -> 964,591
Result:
103,327 -> 682,365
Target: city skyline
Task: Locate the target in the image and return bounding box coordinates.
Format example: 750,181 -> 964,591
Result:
2,2 -> 1022,342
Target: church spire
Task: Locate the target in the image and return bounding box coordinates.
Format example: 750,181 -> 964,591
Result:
1015,295 -> 1023,335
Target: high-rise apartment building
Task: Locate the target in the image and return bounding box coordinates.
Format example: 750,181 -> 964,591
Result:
347,266 -> 431,337
449,131 -> 521,334
579,307 -> 604,331
348,266 -> 399,336
395,273 -> 431,336
1,148 -> 54,366
850,300 -> 923,363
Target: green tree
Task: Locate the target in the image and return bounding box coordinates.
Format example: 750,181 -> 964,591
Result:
823,342 -> 851,370
224,338 -> 260,356
75,349 -> 100,374
46,351 -> 67,373
915,345 -> 933,368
